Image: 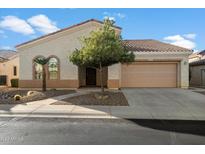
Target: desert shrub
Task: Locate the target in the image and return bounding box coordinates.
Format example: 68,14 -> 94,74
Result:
10,79 -> 19,87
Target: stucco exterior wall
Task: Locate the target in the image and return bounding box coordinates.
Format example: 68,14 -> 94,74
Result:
190,65 -> 205,87
0,56 -> 19,86
180,57 -> 189,88
17,21 -> 121,88
108,64 -> 121,88
108,52 -> 190,88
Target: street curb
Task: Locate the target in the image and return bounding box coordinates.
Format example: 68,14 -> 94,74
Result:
0,113 -> 119,119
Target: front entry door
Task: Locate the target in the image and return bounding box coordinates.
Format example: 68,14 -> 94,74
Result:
86,67 -> 96,86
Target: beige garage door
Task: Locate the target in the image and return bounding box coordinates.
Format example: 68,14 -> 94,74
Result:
121,62 -> 177,88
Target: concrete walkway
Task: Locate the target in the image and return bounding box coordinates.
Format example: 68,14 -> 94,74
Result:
0,88 -> 205,120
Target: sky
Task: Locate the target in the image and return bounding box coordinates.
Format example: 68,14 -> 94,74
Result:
0,8 -> 205,51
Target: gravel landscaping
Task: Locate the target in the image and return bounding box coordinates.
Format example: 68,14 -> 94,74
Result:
0,88 -> 76,104
51,91 -> 129,106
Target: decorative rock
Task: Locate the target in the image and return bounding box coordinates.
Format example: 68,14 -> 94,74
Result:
14,94 -> 22,101
103,95 -> 109,100
27,91 -> 35,96
94,93 -> 109,100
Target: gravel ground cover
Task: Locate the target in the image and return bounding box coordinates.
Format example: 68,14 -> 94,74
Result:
0,88 -> 76,104
52,91 -> 129,106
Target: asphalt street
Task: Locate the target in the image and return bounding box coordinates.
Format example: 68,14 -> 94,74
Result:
0,117 -> 205,145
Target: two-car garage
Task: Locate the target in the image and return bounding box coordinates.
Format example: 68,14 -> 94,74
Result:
121,62 -> 178,88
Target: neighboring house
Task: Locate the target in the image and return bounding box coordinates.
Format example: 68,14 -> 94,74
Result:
16,19 -> 192,89
199,50 -> 205,60
0,50 -> 19,86
189,50 -> 205,63
189,52 -> 202,62
189,50 -> 205,87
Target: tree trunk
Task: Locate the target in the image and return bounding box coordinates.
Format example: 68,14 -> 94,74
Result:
42,65 -> 46,91
99,62 -> 104,94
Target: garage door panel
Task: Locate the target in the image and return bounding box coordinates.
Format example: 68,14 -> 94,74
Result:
121,63 -> 177,88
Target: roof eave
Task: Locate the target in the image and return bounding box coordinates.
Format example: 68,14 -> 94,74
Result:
16,19 -> 122,49
132,50 -> 193,54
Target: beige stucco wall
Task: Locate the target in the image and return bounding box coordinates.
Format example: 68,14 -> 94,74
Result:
180,57 -> 189,88
190,65 -> 205,87
108,52 -> 190,88
17,21 -> 120,88
108,64 -> 121,80
0,56 -> 19,86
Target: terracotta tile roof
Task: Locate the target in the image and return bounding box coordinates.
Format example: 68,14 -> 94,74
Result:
122,39 -> 192,52
189,58 -> 205,66
0,57 -> 6,62
199,50 -> 205,55
189,52 -> 201,58
16,19 -> 121,48
0,50 -> 17,60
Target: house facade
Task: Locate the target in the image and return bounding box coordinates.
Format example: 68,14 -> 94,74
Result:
16,19 -> 192,89
0,50 -> 19,86
189,50 -> 205,63
189,50 -> 205,87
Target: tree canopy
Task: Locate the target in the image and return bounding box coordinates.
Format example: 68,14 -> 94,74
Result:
34,56 -> 50,91
34,57 -> 50,65
69,19 -> 135,69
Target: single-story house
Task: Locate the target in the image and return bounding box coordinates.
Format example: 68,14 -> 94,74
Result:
189,50 -> 205,87
0,50 -> 19,86
16,19 -> 192,89
189,50 -> 205,63
189,51 -> 202,63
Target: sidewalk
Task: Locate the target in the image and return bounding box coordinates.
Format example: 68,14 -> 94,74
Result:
0,103 -> 197,120
0,91 -> 114,119
0,104 -> 114,119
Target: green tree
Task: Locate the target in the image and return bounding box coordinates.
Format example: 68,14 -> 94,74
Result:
69,19 -> 135,93
34,57 -> 50,91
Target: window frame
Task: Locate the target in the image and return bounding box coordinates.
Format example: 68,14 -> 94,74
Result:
13,66 -> 17,76
32,55 -> 60,80
47,56 -> 60,80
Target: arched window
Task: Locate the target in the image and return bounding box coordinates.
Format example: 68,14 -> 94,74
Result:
33,56 -> 44,80
48,57 -> 59,80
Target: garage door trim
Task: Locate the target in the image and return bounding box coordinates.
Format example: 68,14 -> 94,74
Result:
120,61 -> 179,88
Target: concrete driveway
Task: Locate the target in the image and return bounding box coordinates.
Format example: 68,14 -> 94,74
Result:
119,88 -> 205,120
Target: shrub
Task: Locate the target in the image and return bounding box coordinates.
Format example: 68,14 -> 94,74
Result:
14,94 -> 22,101
10,79 -> 19,87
